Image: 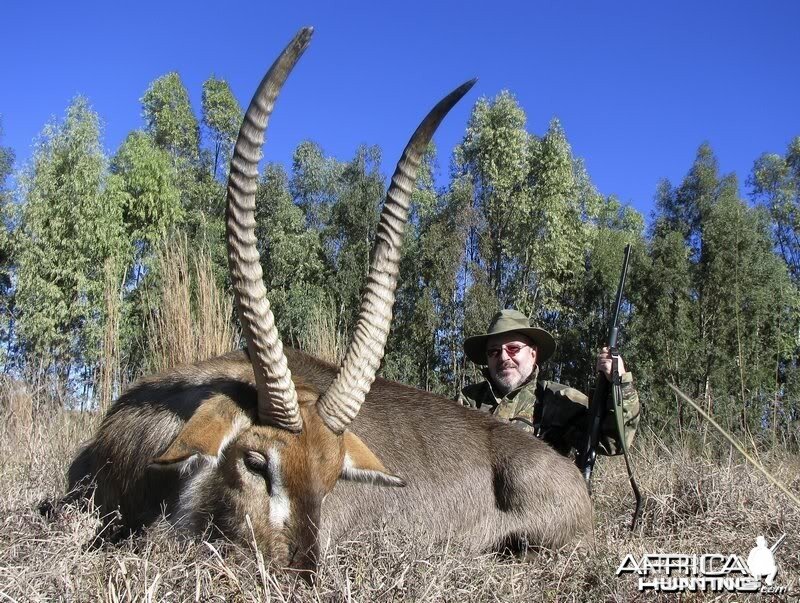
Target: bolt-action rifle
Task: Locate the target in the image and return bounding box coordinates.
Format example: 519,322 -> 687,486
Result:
575,243 -> 642,530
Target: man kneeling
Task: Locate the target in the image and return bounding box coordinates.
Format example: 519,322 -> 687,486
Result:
459,309 -> 639,457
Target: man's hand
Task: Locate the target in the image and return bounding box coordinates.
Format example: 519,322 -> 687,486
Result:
596,346 -> 626,381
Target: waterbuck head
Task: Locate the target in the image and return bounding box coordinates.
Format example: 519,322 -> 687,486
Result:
147,27 -> 475,575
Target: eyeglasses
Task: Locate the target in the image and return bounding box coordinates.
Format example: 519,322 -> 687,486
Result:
487,344 -> 530,359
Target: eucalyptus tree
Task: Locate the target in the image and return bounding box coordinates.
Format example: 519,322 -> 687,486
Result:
455,91 -> 529,367
255,163 -> 326,349
381,146 -> 436,387
415,172 -> 477,393
102,130 -> 185,375
290,140 -> 344,231
107,130 -> 183,262
750,136 -> 800,281
701,179 -> 795,432
456,94 -> 594,388
642,145 -> 797,435
652,144 -> 720,405
749,136 -> 800,441
201,77 -> 242,180
15,98 -> 127,384
630,221 -> 693,427
139,72 -> 206,241
457,91 -> 530,303
0,118 -> 15,367
141,73 -> 200,162
139,72 -> 235,274
519,118 -> 585,326
0,118 -> 12,261
438,174 -> 479,390
320,145 -> 384,335
562,195 -> 644,389
180,157 -> 228,267
382,145 -> 472,393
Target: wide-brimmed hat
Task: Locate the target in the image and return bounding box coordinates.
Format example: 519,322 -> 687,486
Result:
463,309 -> 556,366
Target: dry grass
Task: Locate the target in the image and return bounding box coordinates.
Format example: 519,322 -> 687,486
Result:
144,236 -> 238,372
2,376 -> 799,602
299,303 -> 346,366
97,257 -> 124,415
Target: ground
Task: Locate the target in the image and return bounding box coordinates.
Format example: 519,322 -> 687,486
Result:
1,388 -> 798,602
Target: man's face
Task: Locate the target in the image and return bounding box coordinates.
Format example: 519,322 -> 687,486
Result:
486,332 -> 537,395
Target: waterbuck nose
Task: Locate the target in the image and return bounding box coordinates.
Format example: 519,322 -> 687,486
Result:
288,541 -> 318,584
288,502 -> 321,583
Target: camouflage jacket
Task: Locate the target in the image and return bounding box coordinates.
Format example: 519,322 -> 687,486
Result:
458,368 -> 640,457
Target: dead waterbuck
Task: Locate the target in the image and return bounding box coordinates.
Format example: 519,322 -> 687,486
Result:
63,27 -> 592,576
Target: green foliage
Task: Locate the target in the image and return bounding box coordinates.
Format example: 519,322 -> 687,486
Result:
141,73 -> 199,161
256,163 -> 327,347
458,91 -> 531,301
16,97 -> 127,376
750,136 -> 800,280
137,72 -> 235,287
384,146 -> 443,390
456,94 -> 609,386
201,77 -> 242,179
181,157 -> 227,266
0,118 -> 15,287
291,141 -> 344,230
521,119 -> 585,320
633,144 -> 798,435
629,228 -> 693,422
0,117 -> 16,366
457,95 -> 587,322
559,195 -> 645,388
121,73 -> 234,379
107,130 -> 182,253
700,179 -> 794,432
322,145 -> 384,333
103,130 -> 186,378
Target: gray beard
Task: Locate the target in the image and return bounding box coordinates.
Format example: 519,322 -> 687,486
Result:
487,365 -> 539,398
493,366 -> 531,396
493,374 -> 519,396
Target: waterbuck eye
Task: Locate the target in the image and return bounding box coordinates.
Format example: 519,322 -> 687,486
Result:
243,450 -> 275,497
244,450 -> 266,469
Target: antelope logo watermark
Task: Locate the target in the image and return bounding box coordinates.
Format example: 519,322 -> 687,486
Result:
617,534 -> 789,594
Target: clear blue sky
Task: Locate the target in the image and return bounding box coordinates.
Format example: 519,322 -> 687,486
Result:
2,1 -> 798,220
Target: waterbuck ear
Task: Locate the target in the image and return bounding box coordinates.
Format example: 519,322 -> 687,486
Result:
340,431 -> 405,488
151,397 -> 250,466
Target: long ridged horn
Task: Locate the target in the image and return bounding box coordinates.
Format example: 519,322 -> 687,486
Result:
317,79 -> 477,434
226,27 -> 313,431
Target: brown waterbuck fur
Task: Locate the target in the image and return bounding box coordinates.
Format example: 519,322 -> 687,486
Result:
61,27 -> 592,577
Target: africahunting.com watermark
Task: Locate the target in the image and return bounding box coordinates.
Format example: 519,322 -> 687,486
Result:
617,534 -> 791,594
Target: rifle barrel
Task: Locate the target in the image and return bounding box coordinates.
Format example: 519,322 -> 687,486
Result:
609,244 -> 631,349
